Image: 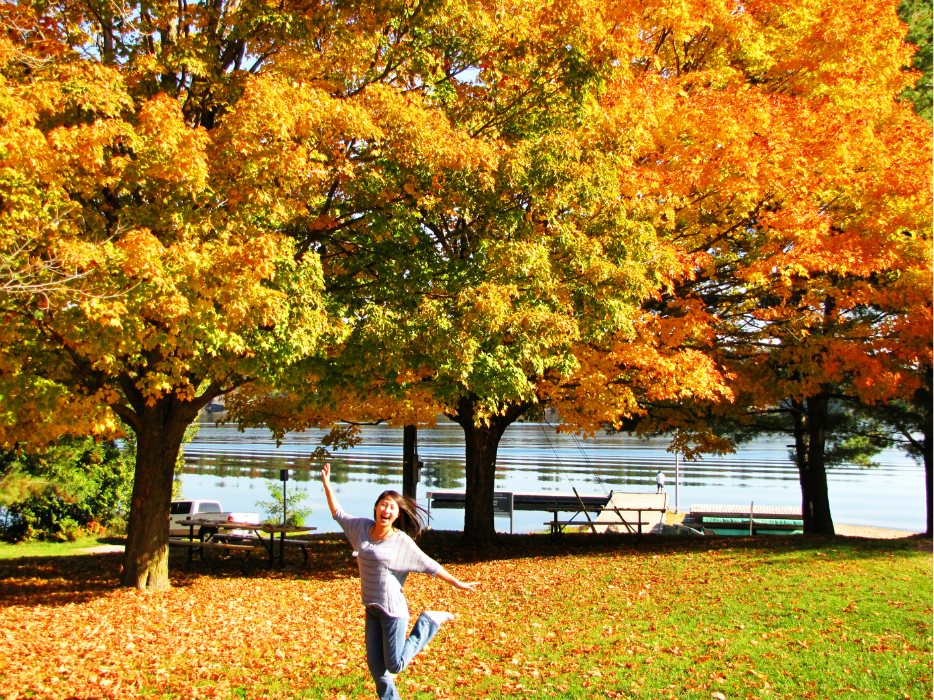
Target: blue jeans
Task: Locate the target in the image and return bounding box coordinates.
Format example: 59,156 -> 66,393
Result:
364,607 -> 440,700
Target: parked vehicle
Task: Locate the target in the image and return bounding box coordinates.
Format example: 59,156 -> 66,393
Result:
169,500 -> 261,540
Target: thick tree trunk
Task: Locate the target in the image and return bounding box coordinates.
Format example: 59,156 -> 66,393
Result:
919,393 -> 933,537
120,395 -> 202,591
447,395 -> 530,546
794,392 -> 835,536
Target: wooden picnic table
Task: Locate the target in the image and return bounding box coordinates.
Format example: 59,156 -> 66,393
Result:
545,506 -> 668,540
172,518 -> 316,566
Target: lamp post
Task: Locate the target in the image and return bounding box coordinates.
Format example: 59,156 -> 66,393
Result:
280,469 -> 289,525
675,449 -> 680,514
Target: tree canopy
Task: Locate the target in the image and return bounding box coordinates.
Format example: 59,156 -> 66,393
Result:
231,0 -> 932,541
1,0 -> 930,561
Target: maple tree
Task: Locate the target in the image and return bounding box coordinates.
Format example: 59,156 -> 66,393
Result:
594,0 -> 932,535
229,2 -> 732,544
234,0 -> 931,542
0,0 -> 352,589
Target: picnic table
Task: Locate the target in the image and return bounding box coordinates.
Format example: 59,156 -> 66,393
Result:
171,518 -> 316,566
545,505 -> 667,540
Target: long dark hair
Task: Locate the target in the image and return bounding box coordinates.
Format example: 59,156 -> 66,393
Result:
374,490 -> 429,539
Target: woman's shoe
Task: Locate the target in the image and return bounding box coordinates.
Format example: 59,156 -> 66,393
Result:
424,611 -> 455,626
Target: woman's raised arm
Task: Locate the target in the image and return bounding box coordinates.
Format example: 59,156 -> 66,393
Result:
321,462 -> 341,518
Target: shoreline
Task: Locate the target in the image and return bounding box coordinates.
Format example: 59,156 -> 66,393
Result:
663,510 -> 927,540
71,524 -> 929,554
833,523 -> 927,539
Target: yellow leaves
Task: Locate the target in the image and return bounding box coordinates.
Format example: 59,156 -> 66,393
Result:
135,95 -> 209,191
356,83 -> 497,174
115,229 -> 165,279
78,296 -> 127,330
458,282 -> 518,331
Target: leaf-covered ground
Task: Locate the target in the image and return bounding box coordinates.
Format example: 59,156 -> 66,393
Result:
0,533 -> 930,700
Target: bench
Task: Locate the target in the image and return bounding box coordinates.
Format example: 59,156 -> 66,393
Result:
545,519 -> 650,537
215,534 -> 313,563
545,503 -> 663,540
169,538 -> 267,569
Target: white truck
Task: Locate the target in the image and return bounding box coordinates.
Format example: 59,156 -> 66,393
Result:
169,499 -> 262,540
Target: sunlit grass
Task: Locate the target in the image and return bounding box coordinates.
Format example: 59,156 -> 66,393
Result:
0,533 -> 929,699
0,535 -> 121,559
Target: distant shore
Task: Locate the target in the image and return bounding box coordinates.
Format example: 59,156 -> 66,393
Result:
663,510 -> 926,540
834,523 -> 927,539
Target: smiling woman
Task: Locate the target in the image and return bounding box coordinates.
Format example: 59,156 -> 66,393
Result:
320,462 -> 479,700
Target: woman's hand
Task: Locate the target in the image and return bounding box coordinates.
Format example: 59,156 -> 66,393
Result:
321,462 -> 331,486
436,568 -> 480,593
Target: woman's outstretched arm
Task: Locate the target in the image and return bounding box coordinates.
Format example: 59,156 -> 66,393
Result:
435,568 -> 480,592
321,462 -> 341,518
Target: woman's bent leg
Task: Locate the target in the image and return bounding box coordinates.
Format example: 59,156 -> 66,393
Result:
382,612 -> 441,675
365,608 -> 401,700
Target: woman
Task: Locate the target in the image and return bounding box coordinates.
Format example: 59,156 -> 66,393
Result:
321,462 -> 478,700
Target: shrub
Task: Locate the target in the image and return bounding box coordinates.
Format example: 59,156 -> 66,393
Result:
255,481 -> 312,527
0,437 -> 133,542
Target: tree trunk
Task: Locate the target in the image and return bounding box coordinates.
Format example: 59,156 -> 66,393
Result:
447,395 -> 530,546
916,368 -> 933,537
402,424 -> 418,500
799,392 -> 835,535
924,431 -> 932,537
120,395 -> 202,591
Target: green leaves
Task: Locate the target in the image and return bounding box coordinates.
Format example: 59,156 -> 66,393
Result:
254,480 -> 312,526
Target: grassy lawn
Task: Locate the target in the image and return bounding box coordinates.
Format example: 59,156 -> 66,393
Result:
0,532 -> 929,700
0,535 -> 124,559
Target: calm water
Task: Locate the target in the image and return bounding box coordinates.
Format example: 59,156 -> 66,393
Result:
179,421 -> 926,534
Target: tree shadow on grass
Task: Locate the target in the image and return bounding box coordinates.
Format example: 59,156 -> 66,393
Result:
417,529 -> 933,567
0,531 -> 927,609
0,551 -> 123,607
0,534 -> 362,608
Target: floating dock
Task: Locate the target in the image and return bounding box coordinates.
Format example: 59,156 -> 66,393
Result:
685,504 -> 803,534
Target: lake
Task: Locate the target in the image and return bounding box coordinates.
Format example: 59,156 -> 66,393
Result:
179,420 -> 927,534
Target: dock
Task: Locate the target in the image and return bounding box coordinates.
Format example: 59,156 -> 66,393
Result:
685,504 -> 803,534
689,504 -> 802,517
427,490 -> 611,512
428,490 -> 671,537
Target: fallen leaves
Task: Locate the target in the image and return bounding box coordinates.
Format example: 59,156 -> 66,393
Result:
0,534 -> 930,699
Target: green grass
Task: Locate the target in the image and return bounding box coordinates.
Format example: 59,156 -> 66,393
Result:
0,535 -> 122,559
394,535 -> 933,700
0,532 -> 930,699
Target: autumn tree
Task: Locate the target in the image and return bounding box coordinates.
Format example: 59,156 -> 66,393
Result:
0,0 -> 369,589
227,1 -> 739,544
226,0 -> 931,543
608,0 -> 933,535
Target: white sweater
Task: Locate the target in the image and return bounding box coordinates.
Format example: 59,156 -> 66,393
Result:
334,507 -> 441,618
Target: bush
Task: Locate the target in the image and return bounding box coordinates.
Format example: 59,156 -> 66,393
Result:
255,481 -> 312,527
0,436 -> 133,542
54,517 -> 84,542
